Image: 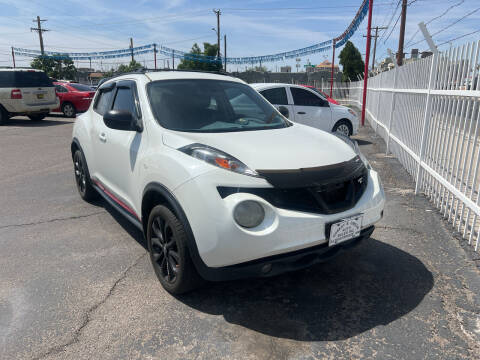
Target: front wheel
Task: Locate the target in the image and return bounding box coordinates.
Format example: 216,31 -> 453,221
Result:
0,107 -> 7,125
332,119 -> 353,137
147,205 -> 203,294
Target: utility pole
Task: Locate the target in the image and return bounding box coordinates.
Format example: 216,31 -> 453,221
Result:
172,50 -> 175,69
224,34 -> 227,72
154,43 -> 157,70
397,0 -> 408,66
31,16 -> 48,55
213,9 -> 221,59
364,26 -> 388,71
11,47 -> 15,68
130,38 -> 134,62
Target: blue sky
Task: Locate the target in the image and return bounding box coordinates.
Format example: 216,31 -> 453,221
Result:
0,0 -> 479,71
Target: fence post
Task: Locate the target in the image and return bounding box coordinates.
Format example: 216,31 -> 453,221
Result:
385,65 -> 398,154
414,23 -> 439,194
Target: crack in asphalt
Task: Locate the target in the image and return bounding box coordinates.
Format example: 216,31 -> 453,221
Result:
0,211 -> 106,230
375,224 -> 426,235
32,252 -> 147,360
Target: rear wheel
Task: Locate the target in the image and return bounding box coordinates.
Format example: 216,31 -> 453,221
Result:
28,113 -> 47,121
147,205 -> 203,294
62,102 -> 76,118
333,119 -> 353,137
0,107 -> 7,125
73,149 -> 98,201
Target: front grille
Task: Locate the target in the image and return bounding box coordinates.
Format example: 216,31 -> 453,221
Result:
217,168 -> 368,215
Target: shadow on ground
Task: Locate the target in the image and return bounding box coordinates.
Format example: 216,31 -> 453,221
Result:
177,238 -> 433,341
4,117 -> 72,127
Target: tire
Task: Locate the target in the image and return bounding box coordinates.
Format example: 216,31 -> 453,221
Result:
28,113 -> 47,121
332,119 -> 353,137
62,102 -> 76,118
147,205 -> 203,294
73,149 -> 99,201
0,107 -> 7,125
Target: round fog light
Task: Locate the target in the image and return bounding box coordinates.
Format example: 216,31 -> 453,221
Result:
233,200 -> 265,228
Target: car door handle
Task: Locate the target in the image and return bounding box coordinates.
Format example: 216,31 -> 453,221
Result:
297,111 -> 306,115
98,133 -> 107,142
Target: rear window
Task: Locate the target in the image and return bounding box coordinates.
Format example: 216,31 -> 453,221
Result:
0,71 -> 53,88
69,83 -> 93,92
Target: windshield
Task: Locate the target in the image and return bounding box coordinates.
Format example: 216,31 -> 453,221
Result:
147,79 -> 289,133
69,83 -> 94,91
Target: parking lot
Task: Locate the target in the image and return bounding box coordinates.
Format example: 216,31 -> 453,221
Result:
1,115 -> 479,359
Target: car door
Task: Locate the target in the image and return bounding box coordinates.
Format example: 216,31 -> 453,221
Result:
258,86 -> 294,119
54,84 -> 68,111
92,80 -> 145,215
289,86 -> 332,131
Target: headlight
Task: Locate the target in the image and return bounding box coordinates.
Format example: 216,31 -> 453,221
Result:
348,108 -> 357,117
334,133 -> 371,170
233,200 -> 265,228
178,143 -> 259,177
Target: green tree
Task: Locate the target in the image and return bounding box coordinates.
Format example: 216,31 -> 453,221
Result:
116,59 -> 143,74
246,65 -> 268,73
31,55 -> 77,80
177,42 -> 222,72
338,41 -> 365,82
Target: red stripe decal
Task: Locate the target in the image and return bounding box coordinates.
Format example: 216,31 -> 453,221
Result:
93,179 -> 141,221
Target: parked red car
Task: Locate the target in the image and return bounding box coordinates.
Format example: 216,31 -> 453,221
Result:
301,85 -> 340,105
53,82 -> 95,117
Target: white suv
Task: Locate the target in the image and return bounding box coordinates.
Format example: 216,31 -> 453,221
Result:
0,69 -> 59,124
251,83 -> 358,136
71,71 -> 385,294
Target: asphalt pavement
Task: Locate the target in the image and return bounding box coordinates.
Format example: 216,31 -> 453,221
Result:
0,115 -> 479,359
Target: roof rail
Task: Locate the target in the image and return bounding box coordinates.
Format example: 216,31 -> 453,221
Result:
99,68 -> 234,84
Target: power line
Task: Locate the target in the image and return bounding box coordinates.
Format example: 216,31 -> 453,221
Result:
437,29 -> 480,47
378,0 -> 402,42
430,6 -> 480,37
405,0 -> 465,47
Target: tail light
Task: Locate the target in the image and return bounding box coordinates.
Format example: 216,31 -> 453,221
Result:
11,89 -> 22,99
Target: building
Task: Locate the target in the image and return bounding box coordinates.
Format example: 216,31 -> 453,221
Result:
280,66 -> 292,73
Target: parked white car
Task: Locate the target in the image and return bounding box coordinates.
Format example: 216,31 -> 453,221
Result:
72,71 -> 385,294
251,83 -> 358,136
0,69 -> 59,124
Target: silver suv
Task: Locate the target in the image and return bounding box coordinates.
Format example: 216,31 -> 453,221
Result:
0,69 -> 59,125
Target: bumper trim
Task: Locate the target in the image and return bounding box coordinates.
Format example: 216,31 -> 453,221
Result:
200,226 -> 375,281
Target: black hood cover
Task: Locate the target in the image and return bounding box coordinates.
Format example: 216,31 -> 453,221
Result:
256,156 -> 365,189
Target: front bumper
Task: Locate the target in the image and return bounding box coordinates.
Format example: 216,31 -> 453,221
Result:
195,226 -> 374,281
173,168 -> 385,269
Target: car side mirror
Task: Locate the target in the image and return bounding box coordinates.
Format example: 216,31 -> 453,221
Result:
278,105 -> 290,118
103,110 -> 141,131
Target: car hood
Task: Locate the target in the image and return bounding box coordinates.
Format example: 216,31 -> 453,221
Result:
162,124 -> 357,170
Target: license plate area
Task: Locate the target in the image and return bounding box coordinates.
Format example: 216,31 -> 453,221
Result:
327,215 -> 363,247
37,93 -> 44,99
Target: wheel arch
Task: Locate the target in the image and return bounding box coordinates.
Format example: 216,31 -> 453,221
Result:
141,182 -> 208,276
333,118 -> 353,135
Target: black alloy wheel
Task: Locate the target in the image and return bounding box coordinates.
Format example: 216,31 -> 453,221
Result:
151,215 -> 180,284
147,205 -> 203,294
73,149 -> 98,201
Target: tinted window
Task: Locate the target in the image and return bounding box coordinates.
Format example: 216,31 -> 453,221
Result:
0,71 -> 53,88
147,79 -> 288,133
112,87 -> 136,115
291,87 -> 325,106
69,83 -> 94,92
94,88 -> 114,115
55,85 -> 68,93
260,87 -> 288,105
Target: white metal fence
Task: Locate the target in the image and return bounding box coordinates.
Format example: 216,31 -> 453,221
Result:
335,40 -> 480,252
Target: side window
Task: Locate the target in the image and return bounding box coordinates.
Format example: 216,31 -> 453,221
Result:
225,88 -> 264,118
291,87 -> 325,107
260,87 -> 288,105
55,85 -> 68,93
112,87 -> 137,116
93,88 -> 114,115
